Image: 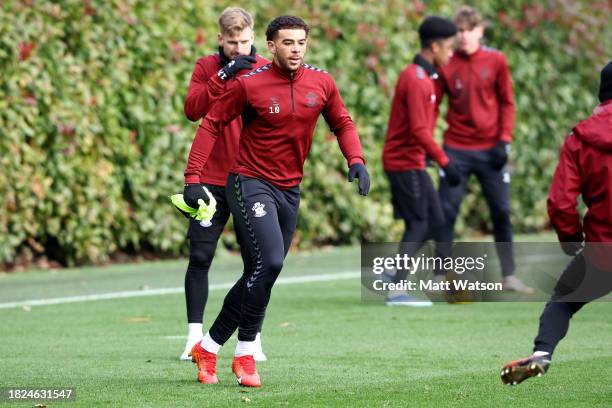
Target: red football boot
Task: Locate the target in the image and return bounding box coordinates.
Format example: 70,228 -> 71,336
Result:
190,342 -> 219,384
232,355 -> 261,387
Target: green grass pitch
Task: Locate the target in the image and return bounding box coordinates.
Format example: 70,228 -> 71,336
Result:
0,244 -> 610,407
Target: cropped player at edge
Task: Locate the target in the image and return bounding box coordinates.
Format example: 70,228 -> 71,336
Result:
183,16 -> 369,387
178,7 -> 269,362
501,61 -> 612,385
382,16 -> 460,307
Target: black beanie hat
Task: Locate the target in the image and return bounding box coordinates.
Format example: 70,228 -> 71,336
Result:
418,16 -> 457,44
600,60 -> 612,103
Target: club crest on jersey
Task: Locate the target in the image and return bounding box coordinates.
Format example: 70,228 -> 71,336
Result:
252,202 -> 267,217
480,68 -> 491,79
305,91 -> 318,108
269,97 -> 280,114
454,77 -> 462,91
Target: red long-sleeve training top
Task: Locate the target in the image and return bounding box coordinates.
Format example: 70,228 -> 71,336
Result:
184,52 -> 269,186
382,55 -> 449,171
184,62 -> 365,189
438,46 -> 515,150
548,99 -> 612,243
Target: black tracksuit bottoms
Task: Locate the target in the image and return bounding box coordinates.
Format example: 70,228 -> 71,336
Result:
208,173 -> 299,343
436,146 -> 515,276
387,169 -> 445,282
184,184 -> 230,324
533,253 -> 611,357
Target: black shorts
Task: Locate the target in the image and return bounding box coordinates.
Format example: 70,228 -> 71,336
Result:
386,169 -> 444,226
187,183 -> 231,243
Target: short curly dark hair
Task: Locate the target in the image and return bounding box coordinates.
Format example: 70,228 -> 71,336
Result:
418,16 -> 457,49
266,16 -> 309,41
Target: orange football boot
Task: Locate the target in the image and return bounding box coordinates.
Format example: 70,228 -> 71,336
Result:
232,355 -> 261,387
190,342 -> 219,384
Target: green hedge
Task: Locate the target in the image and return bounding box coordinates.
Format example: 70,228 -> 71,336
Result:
1,0 -> 610,266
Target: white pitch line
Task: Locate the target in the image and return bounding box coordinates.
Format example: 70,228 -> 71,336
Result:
0,252 -> 570,310
0,271 -> 360,310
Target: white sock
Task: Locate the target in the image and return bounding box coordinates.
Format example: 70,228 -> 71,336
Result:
235,340 -> 257,357
187,323 -> 203,340
533,351 -> 550,357
200,332 -> 221,355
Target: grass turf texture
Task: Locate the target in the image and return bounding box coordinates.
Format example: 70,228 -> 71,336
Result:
1,242 -> 611,407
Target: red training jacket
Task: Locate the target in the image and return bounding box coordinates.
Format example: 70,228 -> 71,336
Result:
548,99 -> 612,243
438,46 -> 515,150
383,55 -> 449,171
184,62 -> 365,189
184,52 -> 270,186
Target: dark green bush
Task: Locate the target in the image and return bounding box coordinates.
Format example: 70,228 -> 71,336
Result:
1,0 -> 609,266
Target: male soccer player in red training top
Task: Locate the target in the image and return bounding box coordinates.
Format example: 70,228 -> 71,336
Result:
179,7 -> 269,361
184,16 -> 369,387
501,61 -> 612,385
382,16 -> 460,306
434,6 -> 533,293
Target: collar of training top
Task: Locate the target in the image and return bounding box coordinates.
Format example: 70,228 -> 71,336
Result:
218,45 -> 257,66
456,45 -> 483,60
413,54 -> 438,79
271,60 -> 305,81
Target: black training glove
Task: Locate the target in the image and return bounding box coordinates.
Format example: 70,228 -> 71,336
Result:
183,183 -> 209,209
560,242 -> 583,256
442,161 -> 461,187
490,141 -> 510,170
348,163 -> 370,196
217,55 -> 257,81
559,233 -> 584,256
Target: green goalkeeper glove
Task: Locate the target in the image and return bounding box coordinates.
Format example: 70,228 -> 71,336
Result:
170,186 -> 217,227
